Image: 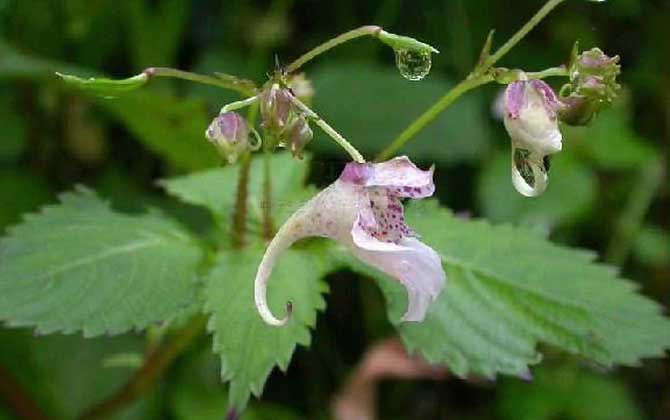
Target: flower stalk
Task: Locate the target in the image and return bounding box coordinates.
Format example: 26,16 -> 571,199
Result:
288,95 -> 365,162
378,0 -> 568,160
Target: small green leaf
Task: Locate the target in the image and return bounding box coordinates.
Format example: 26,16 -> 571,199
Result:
0,187 -> 202,336
378,30 -> 439,54
56,72 -> 149,97
477,29 -> 496,67
204,244 -> 333,411
345,201 -> 670,377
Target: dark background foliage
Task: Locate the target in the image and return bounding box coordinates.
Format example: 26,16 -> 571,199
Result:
0,0 -> 668,419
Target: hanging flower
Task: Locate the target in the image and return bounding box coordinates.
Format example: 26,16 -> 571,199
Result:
503,78 -> 563,197
254,156 -> 446,326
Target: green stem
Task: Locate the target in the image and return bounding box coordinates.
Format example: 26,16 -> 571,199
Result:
78,316 -> 207,420
378,0 -> 567,160
286,25 -> 382,73
480,0 -> 566,71
526,66 -> 568,80
289,95 -> 366,162
605,160 -> 665,266
144,67 -> 256,96
377,75 -> 492,160
220,95 -> 259,114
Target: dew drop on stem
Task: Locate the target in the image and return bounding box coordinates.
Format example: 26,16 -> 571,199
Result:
394,49 -> 432,81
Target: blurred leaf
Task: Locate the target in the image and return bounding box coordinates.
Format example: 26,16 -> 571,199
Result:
0,172 -> 52,232
0,187 -> 201,336
0,328 -> 155,419
0,110 -> 26,163
345,201 -> 670,378
125,0 -> 190,68
310,62 -> 492,163
94,90 -> 220,170
0,40 -> 83,80
0,41 -> 219,170
478,150 -> 596,228
497,364 -> 643,420
57,71 -> 149,97
633,226 -> 670,268
162,152 -> 313,231
171,381 -> 300,420
564,104 -> 656,171
204,245 -> 333,411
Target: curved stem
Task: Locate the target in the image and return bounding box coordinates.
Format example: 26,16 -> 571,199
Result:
220,95 -> 259,114
286,25 -> 382,73
289,95 -> 365,163
481,0 -> 566,71
144,67 -> 256,96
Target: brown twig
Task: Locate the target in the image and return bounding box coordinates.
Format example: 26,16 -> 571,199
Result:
262,150 -> 275,240
77,316 -> 206,420
232,154 -> 252,248
0,364 -> 50,420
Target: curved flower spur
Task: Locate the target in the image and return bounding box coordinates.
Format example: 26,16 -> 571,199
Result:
254,156 -> 446,326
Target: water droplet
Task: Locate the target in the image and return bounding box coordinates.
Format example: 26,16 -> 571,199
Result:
394,49 -> 432,81
511,147 -> 548,197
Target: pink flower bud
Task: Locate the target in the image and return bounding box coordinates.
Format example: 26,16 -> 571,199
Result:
205,112 -> 250,164
283,116 -> 313,159
260,84 -> 292,134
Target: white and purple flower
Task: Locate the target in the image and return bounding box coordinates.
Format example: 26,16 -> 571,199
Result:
503,78 -> 563,197
254,156 -> 446,326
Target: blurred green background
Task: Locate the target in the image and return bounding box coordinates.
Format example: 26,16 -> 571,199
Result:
0,0 -> 668,419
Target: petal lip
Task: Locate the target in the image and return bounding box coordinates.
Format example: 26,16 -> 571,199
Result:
364,156 -> 435,198
352,236 -> 446,322
340,162 -> 373,184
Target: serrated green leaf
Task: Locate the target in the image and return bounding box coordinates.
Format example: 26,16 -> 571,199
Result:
344,201 -> 670,377
161,152 -> 313,230
0,187 -> 202,336
204,244 -> 333,411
